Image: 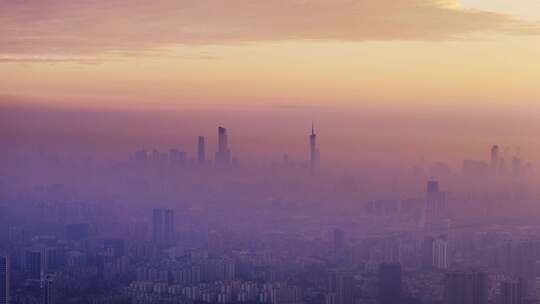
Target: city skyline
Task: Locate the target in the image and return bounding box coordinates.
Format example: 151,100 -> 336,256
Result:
1,1 -> 540,303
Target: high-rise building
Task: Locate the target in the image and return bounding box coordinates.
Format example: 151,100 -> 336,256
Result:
427,180 -> 439,193
426,180 -> 446,220
215,127 -> 231,165
198,136 -> 206,164
164,209 -> 175,245
42,273 -> 56,304
444,270 -> 488,304
0,256 -> 9,304
378,263 -> 401,304
328,271 -> 354,304
378,263 -> 402,304
152,208 -> 175,245
491,145 -> 499,172
433,237 -> 448,269
500,279 -> 526,304
25,250 -> 46,280
422,236 -> 448,269
333,228 -> 345,254
309,124 -> 320,171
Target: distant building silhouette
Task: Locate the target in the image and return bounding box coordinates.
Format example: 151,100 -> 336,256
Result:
135,149 -> 149,162
0,256 -> 9,304
309,124 -> 320,172
198,136 -> 206,164
500,278 -> 526,304
42,273 -> 56,304
164,209 -> 174,245
152,209 -> 175,246
426,179 -> 446,221
491,145 -> 499,173
444,270 -> 488,304
327,271 -> 354,304
333,228 -> 345,254
378,263 -> 402,304
422,236 -> 448,269
25,249 -> 46,280
215,127 -> 231,165
512,156 -> 523,177
169,149 -> 187,165
282,154 -> 289,165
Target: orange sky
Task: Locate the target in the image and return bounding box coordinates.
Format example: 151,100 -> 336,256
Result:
0,0 -> 538,109
0,0 -> 539,163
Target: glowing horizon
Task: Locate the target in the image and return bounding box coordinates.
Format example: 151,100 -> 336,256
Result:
0,0 -> 538,110
1,0 -> 539,165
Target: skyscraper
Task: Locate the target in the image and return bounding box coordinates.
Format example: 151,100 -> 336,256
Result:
25,250 -> 46,280
378,263 -> 402,304
152,208 -> 175,245
0,256 -> 9,304
444,270 -> 488,304
215,127 -> 231,165
164,209 -> 175,245
426,179 -> 446,221
500,279 -> 526,304
427,180 -> 439,194
333,228 -> 345,255
422,236 -> 448,269
491,145 -> 499,172
42,273 -> 56,304
309,123 -> 320,171
198,136 -> 206,164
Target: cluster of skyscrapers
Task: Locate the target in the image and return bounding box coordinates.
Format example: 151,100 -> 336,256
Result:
135,125 -> 321,169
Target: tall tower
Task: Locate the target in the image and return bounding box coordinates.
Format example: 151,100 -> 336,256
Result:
164,209 -> 175,245
197,136 -> 206,164
0,256 -> 9,304
215,127 -> 231,165
309,123 -> 319,171
491,145 -> 499,172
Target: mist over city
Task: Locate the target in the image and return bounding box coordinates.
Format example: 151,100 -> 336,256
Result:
1,1 -> 540,304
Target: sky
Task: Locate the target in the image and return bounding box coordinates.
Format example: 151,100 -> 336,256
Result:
0,0 -> 539,164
